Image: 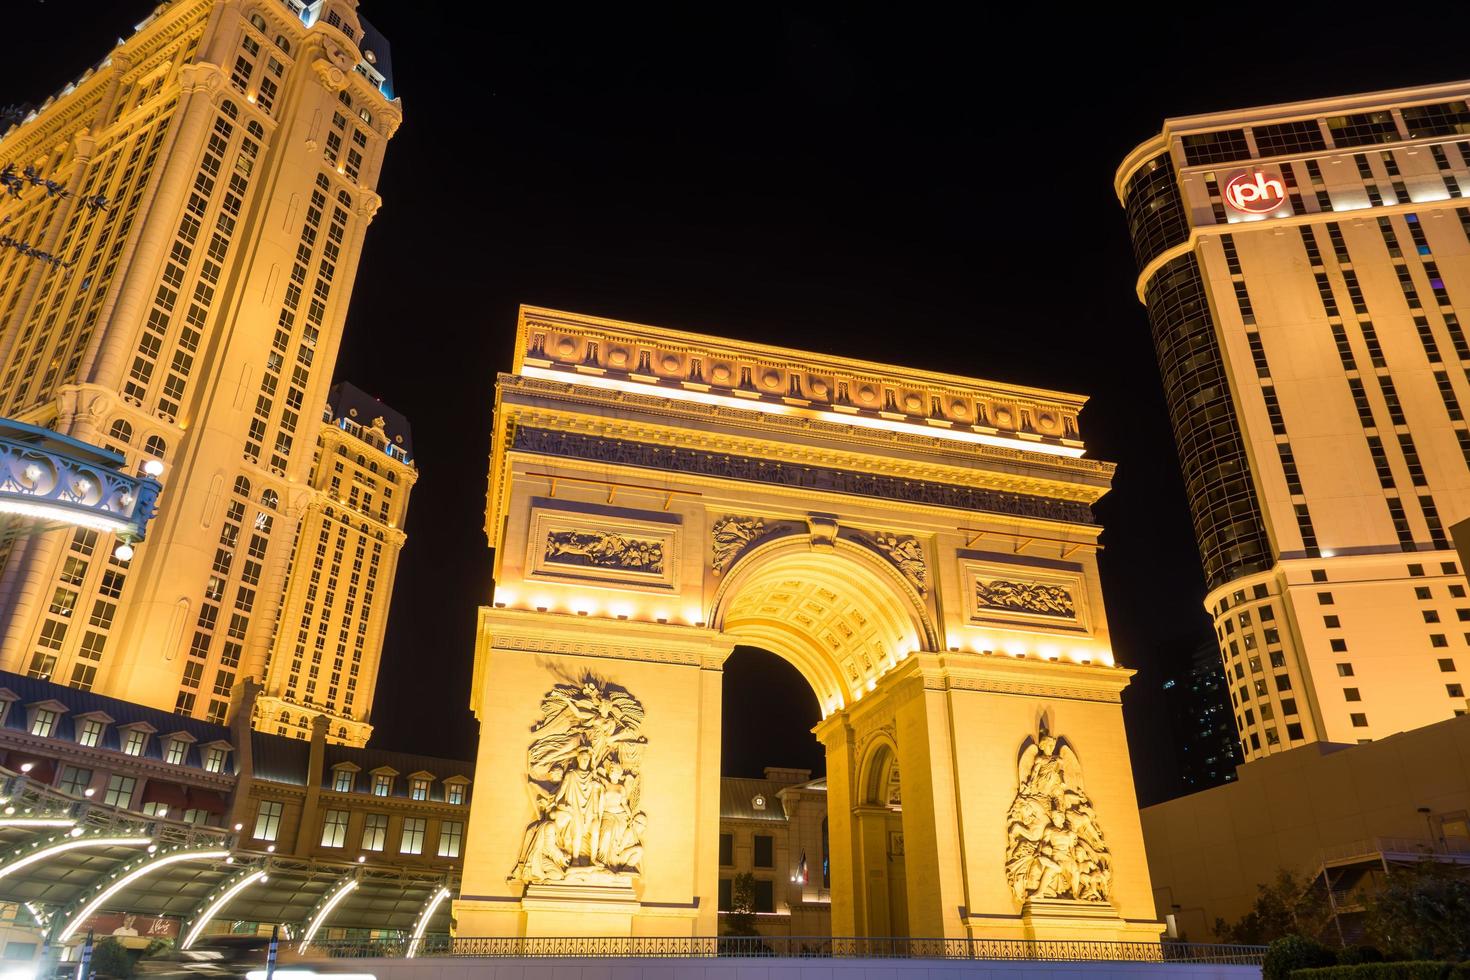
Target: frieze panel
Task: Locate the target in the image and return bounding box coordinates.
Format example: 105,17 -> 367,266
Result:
976,579 -> 1074,619
545,530 -> 665,574
526,507 -> 679,592
511,427 -> 1095,525
963,561 -> 1089,634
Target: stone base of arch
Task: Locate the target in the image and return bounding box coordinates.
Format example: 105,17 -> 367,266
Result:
454,610 -> 1161,943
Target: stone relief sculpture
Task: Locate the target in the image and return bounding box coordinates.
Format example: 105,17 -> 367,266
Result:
869,532 -> 927,595
711,515 -> 766,574
976,578 -> 1075,619
1004,723 -> 1112,905
544,530 -> 664,573
511,677 -> 648,885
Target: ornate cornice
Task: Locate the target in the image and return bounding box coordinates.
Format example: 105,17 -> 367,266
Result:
482,608 -> 734,670
500,374 -> 1115,488
508,425 -> 1097,526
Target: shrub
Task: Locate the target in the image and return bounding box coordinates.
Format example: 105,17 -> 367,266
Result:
1264,934 -> 1336,980
1291,964 -> 1457,980
1337,946 -> 1386,966
87,937 -> 133,979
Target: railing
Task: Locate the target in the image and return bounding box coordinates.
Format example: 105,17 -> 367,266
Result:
1321,835 -> 1470,865
299,936 -> 1267,964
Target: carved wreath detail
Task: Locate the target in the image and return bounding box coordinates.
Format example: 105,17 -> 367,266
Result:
1004,723 -> 1112,905
511,676 -> 648,885
544,530 -> 664,573
975,579 -> 1075,618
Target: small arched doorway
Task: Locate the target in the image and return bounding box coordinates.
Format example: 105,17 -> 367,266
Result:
853,738 -> 908,937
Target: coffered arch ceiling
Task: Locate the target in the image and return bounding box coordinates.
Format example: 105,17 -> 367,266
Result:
711,540 -> 930,716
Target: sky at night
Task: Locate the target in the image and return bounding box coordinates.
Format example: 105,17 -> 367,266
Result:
10,2 -> 1469,805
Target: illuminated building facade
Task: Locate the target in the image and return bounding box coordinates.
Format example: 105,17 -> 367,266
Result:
1118,82 -> 1470,764
717,769 -> 832,937
0,1 -> 402,735
255,384 -> 415,746
457,306 -> 1161,942
1160,641 -> 1240,794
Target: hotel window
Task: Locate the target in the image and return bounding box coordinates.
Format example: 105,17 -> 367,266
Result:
437,821 -> 464,858
164,739 -> 187,765
1330,638 -> 1348,652
1432,635 -> 1450,648
719,833 -> 734,866
400,817 -> 426,855
362,813 -> 387,851
1287,723 -> 1304,740
1351,713 -> 1369,728
1181,129 -> 1249,165
754,879 -> 775,914
1317,592 -> 1334,605
253,800 -> 283,841
321,809 -> 349,847
446,782 -> 465,805
1281,698 -> 1298,715
122,729 -> 148,757
1253,119 -> 1326,157
77,718 -> 103,747
204,747 -> 228,773
333,769 -> 354,792
58,766 -> 92,797
1337,663 -> 1355,676
1344,688 -> 1362,701
104,774 -> 137,809
372,773 -> 392,796
30,708 -> 58,737
753,835 -> 774,868
1440,659 -> 1458,672
410,778 -> 430,801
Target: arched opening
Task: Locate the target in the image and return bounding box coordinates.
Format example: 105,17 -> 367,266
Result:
712,540 -> 930,940
853,740 -> 909,938
719,646 -> 826,935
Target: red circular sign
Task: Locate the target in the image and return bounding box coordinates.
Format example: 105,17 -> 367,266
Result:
1224,170 -> 1286,214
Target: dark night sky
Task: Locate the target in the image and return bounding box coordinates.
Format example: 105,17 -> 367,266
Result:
12,3 -> 1469,805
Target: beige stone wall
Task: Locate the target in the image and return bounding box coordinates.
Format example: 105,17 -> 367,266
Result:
1141,714 -> 1470,940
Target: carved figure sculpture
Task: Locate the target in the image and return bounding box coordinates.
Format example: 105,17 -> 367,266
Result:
975,579 -> 1075,618
1003,723 -> 1112,905
712,515 -> 766,573
544,530 -> 664,573
512,676 -> 648,884
871,532 -> 927,594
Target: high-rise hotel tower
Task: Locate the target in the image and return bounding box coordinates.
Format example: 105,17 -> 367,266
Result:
0,0 -> 408,744
1118,83 -> 1470,764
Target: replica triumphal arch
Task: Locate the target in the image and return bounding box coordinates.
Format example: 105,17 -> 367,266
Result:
454,307 -> 1161,942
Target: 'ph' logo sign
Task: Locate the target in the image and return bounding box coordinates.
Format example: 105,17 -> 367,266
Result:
1224,170 -> 1286,214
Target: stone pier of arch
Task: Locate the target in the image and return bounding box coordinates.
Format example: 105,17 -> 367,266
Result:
453,307 -> 1163,943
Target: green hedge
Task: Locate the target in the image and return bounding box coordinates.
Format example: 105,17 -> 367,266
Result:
1292,963 -> 1470,980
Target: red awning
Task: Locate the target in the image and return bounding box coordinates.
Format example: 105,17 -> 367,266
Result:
140,780 -> 190,810
5,752 -> 57,786
185,787 -> 228,814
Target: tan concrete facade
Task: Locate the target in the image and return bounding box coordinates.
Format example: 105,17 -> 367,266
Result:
256,390 -> 416,746
0,1 -> 404,742
1140,713 -> 1470,940
1119,82 -> 1470,764
454,307 -> 1161,941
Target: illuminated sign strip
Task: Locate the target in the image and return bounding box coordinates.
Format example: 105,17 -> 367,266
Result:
405,886 -> 450,959
298,878 -> 358,953
520,366 -> 1086,459
0,836 -> 149,881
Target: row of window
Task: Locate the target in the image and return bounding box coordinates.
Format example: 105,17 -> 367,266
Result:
1181,100 -> 1470,166
7,697 -> 231,772
325,767 -> 466,804
252,800 -> 463,858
